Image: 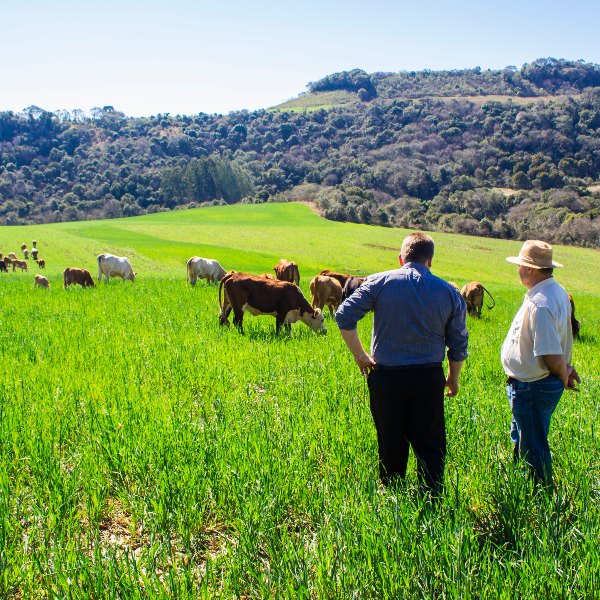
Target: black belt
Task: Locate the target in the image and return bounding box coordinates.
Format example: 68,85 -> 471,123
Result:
375,363 -> 442,371
506,376 -> 516,384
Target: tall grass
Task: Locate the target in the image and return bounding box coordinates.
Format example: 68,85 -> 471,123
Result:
0,204 -> 598,597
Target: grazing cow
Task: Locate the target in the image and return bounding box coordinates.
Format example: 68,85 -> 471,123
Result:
310,275 -> 343,317
64,267 -> 95,288
20,243 -> 26,252
186,256 -> 226,285
219,271 -> 325,334
34,274 -> 50,289
32,240 -> 37,248
12,259 -> 28,272
273,259 -> 300,285
8,252 -> 16,260
97,253 -> 136,283
31,248 -> 38,260
36,259 -> 45,269
341,276 -> 368,303
319,269 -> 352,288
0,261 -> 7,273
568,294 -> 581,339
23,249 -> 29,259
460,281 -> 495,317
4,257 -> 12,267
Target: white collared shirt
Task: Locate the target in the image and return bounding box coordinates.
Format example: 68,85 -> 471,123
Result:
501,277 -> 573,382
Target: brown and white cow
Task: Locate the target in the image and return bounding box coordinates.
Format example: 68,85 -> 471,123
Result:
12,259 -> 28,272
36,259 -> 45,269
568,293 -> 581,339
319,269 -> 352,288
219,271 -> 325,334
341,276 -> 368,303
34,274 -> 50,289
460,281 -> 495,318
273,259 -> 300,285
8,252 -> 17,260
309,275 -> 343,317
64,267 -> 96,288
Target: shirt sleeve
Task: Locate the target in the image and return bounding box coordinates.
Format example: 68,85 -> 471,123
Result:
335,279 -> 376,330
445,292 -> 469,362
531,306 -> 563,356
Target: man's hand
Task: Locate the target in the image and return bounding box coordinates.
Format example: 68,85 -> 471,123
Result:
445,375 -> 459,397
354,352 -> 377,376
567,365 -> 581,392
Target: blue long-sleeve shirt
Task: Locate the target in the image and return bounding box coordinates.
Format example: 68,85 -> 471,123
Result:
335,262 -> 468,366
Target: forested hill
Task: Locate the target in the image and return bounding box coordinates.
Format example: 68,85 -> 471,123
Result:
1,57 -> 600,247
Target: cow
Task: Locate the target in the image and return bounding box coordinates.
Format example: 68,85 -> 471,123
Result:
341,276 -> 368,303
34,274 -> 50,289
309,275 -> 343,317
568,294 -> 581,339
447,281 -> 460,291
319,269 -> 352,288
20,243 -> 26,252
64,267 -> 95,288
273,259 -> 300,285
36,259 -> 45,269
32,240 -> 37,248
31,248 -> 38,260
259,273 -> 276,280
97,253 -> 136,283
0,261 -> 7,273
219,271 -> 325,334
8,252 -> 16,260
23,249 -> 29,260
186,256 -> 226,285
460,281 -> 495,318
12,259 -> 28,272
3,257 -> 11,267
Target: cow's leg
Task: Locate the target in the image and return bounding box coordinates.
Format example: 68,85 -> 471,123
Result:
190,273 -> 197,286
328,304 -> 335,318
232,309 -> 244,333
219,306 -> 232,327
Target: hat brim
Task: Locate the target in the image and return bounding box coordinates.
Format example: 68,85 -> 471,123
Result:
506,256 -> 563,268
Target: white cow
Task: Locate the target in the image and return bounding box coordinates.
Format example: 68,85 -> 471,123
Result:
187,256 -> 226,285
97,253 -> 136,283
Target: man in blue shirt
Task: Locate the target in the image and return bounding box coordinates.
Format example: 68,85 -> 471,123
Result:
335,233 -> 468,496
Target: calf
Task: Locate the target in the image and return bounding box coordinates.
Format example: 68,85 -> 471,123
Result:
310,275 -> 343,317
274,259 -> 300,285
219,271 -> 325,334
34,274 -> 50,289
64,267 -> 96,288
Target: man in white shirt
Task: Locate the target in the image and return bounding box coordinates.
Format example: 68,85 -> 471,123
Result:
501,240 -> 580,486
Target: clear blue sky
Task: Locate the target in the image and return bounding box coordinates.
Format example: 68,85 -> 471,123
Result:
1,0 -> 598,117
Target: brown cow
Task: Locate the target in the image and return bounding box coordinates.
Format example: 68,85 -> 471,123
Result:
3,257 -> 11,267
8,252 -> 17,260
219,271 -> 325,334
31,248 -> 38,260
310,275 -> 343,317
273,259 -> 300,285
460,281 -> 495,317
12,259 -> 28,272
36,259 -> 45,269
34,274 -> 50,289
319,269 -> 352,288
23,249 -> 29,260
568,294 -> 581,338
259,273 -> 276,280
341,276 -> 368,303
63,267 -> 96,288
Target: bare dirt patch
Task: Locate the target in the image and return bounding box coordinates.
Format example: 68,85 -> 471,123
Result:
365,243 -> 398,252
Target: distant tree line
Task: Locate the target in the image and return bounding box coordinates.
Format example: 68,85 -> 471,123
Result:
1,59 -> 600,246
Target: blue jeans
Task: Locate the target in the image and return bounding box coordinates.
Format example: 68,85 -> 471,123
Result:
506,374 -> 564,485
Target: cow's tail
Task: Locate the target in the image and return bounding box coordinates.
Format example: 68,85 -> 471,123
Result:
481,285 -> 495,310
97,254 -> 104,284
219,271 -> 233,309
186,258 -> 191,286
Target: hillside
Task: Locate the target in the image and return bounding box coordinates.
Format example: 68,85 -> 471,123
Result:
1,58 -> 600,247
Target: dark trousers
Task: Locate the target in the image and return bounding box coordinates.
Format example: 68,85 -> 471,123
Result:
367,366 -> 446,496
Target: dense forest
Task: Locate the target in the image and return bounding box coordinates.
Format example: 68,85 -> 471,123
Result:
1,57 -> 600,247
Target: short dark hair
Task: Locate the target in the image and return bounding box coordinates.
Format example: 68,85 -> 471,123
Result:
539,267 -> 554,275
401,233 -> 434,263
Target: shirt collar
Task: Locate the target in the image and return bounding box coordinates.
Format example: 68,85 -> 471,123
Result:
402,261 -> 431,274
526,276 -> 555,299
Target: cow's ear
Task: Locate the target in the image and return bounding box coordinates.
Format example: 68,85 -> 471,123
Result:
313,308 -> 322,318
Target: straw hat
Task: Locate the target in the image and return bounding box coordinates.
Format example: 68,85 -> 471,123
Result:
506,240 -> 563,269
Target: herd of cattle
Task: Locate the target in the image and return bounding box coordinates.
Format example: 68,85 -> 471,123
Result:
2,246 -> 581,338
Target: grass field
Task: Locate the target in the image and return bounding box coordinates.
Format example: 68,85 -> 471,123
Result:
0,203 -> 598,598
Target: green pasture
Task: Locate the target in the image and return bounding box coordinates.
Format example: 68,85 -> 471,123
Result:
0,203 -> 598,598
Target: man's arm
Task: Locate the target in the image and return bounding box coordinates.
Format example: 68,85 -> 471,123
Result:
445,360 -> 464,397
339,328 -> 376,375
541,354 -> 580,391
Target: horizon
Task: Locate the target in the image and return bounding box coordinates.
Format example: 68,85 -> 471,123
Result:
1,0 -> 600,117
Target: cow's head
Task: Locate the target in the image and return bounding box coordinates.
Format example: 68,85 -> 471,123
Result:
301,308 -> 326,333
127,272 -> 137,282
